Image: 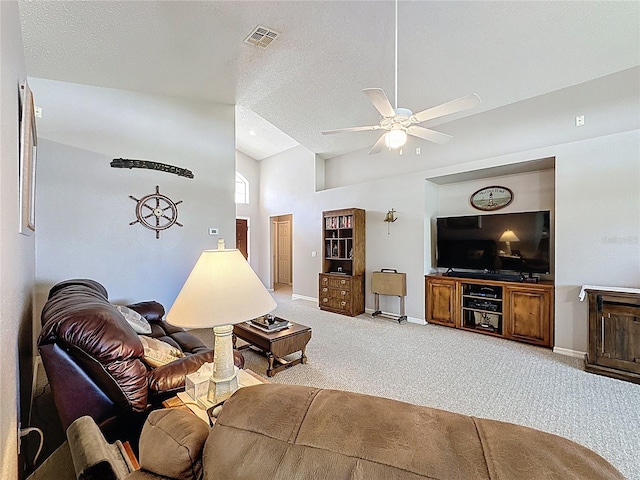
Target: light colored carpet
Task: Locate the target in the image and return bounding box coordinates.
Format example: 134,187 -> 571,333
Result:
192,288 -> 640,480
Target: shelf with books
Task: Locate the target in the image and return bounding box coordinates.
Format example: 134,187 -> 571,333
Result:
320,208 -> 365,316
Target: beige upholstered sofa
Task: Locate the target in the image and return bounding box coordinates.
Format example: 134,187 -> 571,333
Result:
68,384 -> 623,480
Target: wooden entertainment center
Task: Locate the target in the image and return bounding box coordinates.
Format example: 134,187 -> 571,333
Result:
425,274 -> 554,348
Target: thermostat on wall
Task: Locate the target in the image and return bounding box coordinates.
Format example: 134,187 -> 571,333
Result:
208,228 -> 219,235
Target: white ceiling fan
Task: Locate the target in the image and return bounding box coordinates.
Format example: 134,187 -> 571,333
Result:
322,0 -> 481,155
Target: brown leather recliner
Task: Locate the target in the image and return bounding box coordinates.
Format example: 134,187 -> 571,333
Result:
38,279 -> 244,445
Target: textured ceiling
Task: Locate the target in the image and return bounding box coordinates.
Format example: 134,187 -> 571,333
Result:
18,1 -> 640,160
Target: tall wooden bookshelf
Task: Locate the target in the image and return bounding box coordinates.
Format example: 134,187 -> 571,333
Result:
319,208 -> 365,316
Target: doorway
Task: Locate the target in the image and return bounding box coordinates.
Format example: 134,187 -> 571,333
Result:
235,218 -> 249,260
271,214 -> 292,293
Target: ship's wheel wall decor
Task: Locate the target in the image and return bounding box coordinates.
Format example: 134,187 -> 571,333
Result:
130,186 -> 183,239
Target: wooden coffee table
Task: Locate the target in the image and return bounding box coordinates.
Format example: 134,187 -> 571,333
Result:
233,319 -> 312,377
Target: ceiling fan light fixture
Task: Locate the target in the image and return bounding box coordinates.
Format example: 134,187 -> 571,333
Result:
385,129 -> 408,149
321,0 -> 480,155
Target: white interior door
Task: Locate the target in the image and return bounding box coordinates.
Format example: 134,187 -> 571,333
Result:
277,220 -> 291,284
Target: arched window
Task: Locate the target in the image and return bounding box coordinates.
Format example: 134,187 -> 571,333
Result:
235,172 -> 249,204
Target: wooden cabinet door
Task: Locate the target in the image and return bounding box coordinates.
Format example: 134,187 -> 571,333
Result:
596,303 -> 640,374
506,287 -> 552,347
235,218 -> 248,259
425,277 -> 457,327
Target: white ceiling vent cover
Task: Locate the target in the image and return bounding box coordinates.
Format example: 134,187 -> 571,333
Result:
244,25 -> 279,49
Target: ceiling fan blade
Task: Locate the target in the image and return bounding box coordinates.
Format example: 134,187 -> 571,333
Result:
411,93 -> 481,124
407,126 -> 452,144
363,88 -> 396,118
322,125 -> 381,135
368,133 -> 388,155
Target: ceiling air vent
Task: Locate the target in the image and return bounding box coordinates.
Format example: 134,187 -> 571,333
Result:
244,25 -> 279,49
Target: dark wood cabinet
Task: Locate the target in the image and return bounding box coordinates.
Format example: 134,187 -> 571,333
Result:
425,275 -> 554,348
319,208 -> 365,316
585,289 -> 640,384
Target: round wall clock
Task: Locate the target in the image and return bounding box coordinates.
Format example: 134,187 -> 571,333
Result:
470,186 -> 513,211
129,185 -> 183,239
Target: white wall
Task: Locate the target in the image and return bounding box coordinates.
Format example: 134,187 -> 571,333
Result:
259,144 -> 433,321
258,145 -> 320,294
428,169 -> 556,279
235,150 -> 261,269
435,171 -> 554,219
554,131 -> 639,352
1,2 -> 36,478
321,174 -> 430,321
324,67 -> 639,189
257,69 -> 639,353
31,79 -> 236,315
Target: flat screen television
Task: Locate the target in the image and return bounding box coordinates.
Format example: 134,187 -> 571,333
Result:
436,211 -> 551,277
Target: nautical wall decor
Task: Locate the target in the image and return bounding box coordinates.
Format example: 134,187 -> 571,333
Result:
111,158 -> 194,179
470,186 -> 513,211
130,186 -> 183,239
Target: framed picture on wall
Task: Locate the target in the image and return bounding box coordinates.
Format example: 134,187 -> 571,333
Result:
19,80 -> 37,235
469,186 -> 513,211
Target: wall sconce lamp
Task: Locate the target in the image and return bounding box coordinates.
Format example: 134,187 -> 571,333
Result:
383,209 -> 397,234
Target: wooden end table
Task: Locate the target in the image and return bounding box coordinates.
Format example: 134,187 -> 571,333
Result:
233,319 -> 312,377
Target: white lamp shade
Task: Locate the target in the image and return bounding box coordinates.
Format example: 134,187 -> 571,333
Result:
499,230 -> 520,243
166,249 -> 277,329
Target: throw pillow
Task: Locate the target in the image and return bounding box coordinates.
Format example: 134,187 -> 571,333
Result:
115,305 -> 152,334
139,335 -> 185,368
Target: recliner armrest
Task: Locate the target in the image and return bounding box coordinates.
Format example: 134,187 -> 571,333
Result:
66,416 -> 136,480
147,350 -> 214,395
148,349 -> 245,397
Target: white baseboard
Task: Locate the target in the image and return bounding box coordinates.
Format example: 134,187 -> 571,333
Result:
407,317 -> 426,325
291,294 -> 317,302
553,347 -> 586,359
288,299 -> 424,324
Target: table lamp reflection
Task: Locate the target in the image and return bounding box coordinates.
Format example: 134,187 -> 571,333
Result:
166,240 -> 276,404
499,229 -> 520,256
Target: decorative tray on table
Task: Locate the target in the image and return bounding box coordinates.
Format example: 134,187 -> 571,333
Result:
249,315 -> 290,332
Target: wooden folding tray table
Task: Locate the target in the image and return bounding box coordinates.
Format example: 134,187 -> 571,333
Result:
371,269 -> 407,323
